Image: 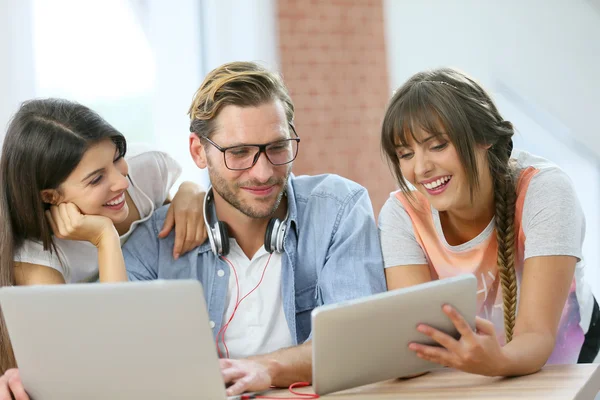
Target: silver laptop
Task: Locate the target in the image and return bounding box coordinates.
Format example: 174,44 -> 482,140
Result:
0,280 -> 243,400
311,273 -> 477,395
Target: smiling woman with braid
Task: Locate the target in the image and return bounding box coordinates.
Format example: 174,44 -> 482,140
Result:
379,67 -> 600,376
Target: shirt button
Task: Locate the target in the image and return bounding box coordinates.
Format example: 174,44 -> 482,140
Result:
217,269 -> 225,277
210,320 -> 215,329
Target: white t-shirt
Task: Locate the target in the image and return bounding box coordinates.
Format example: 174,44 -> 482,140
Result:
15,148 -> 182,283
219,239 -> 294,359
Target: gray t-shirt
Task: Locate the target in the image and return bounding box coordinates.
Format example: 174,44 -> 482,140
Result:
378,150 -> 594,349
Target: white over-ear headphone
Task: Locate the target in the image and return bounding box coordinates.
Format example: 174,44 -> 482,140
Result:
203,186 -> 288,256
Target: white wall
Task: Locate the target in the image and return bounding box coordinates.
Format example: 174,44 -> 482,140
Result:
140,0 -> 209,191
384,0 -> 600,156
136,0 -> 280,191
190,0 -> 279,188
0,0 -> 35,136
0,0 -> 280,192
202,0 -> 279,73
383,0 -> 600,298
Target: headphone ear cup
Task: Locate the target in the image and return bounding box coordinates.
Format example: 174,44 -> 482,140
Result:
217,221 -> 230,256
264,218 -> 277,254
274,220 -> 286,253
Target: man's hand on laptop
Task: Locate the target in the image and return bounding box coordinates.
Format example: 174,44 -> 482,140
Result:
0,369 -> 29,400
220,359 -> 271,396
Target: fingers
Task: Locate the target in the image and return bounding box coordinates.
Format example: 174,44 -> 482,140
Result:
0,370 -> 28,400
196,194 -> 208,245
0,373 -> 11,400
443,305 -> 475,338
3,370 -> 18,382
219,360 -> 271,397
45,210 -> 59,236
412,305 -> 476,354
414,347 -> 452,368
410,343 -> 454,367
159,205 -> 193,259
196,219 -> 207,246
225,376 -> 253,397
57,203 -> 72,229
177,220 -> 192,257
475,316 -> 496,336
49,206 -> 67,238
7,374 -> 28,400
220,359 -> 251,396
221,366 -> 246,385
179,219 -> 200,257
417,324 -> 460,353
161,189 -> 207,258
172,213 -> 186,260
64,202 -> 83,222
158,207 -> 174,239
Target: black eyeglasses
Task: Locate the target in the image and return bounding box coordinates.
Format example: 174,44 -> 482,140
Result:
203,125 -> 300,171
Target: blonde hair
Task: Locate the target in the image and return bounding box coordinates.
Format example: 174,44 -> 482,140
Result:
188,61 -> 295,138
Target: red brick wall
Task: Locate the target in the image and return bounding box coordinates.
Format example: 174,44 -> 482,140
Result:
277,0 -> 396,218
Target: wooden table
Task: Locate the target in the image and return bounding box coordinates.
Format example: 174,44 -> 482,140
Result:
265,364 -> 600,399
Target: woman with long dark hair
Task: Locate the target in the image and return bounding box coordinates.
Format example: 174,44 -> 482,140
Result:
0,98 -> 206,378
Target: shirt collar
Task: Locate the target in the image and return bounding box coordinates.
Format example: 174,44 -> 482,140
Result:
198,174 -> 299,254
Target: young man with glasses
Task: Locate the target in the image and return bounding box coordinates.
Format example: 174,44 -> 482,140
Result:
124,61 -> 385,396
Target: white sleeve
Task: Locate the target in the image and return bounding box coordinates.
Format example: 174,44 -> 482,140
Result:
124,142 -> 154,159
378,194 -> 428,268
521,168 -> 585,260
14,240 -> 66,278
127,150 -> 182,209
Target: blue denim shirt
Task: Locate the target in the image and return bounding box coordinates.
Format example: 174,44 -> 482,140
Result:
124,174 -> 386,345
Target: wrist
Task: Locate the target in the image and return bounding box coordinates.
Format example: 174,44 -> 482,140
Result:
253,355 -> 282,382
95,225 -> 120,248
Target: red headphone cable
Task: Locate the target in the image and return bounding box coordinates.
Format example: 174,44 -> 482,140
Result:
242,382 -> 319,399
216,253 -> 273,358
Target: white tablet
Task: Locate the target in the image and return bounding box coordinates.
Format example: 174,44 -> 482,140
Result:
0,280 -> 234,400
311,273 -> 477,395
